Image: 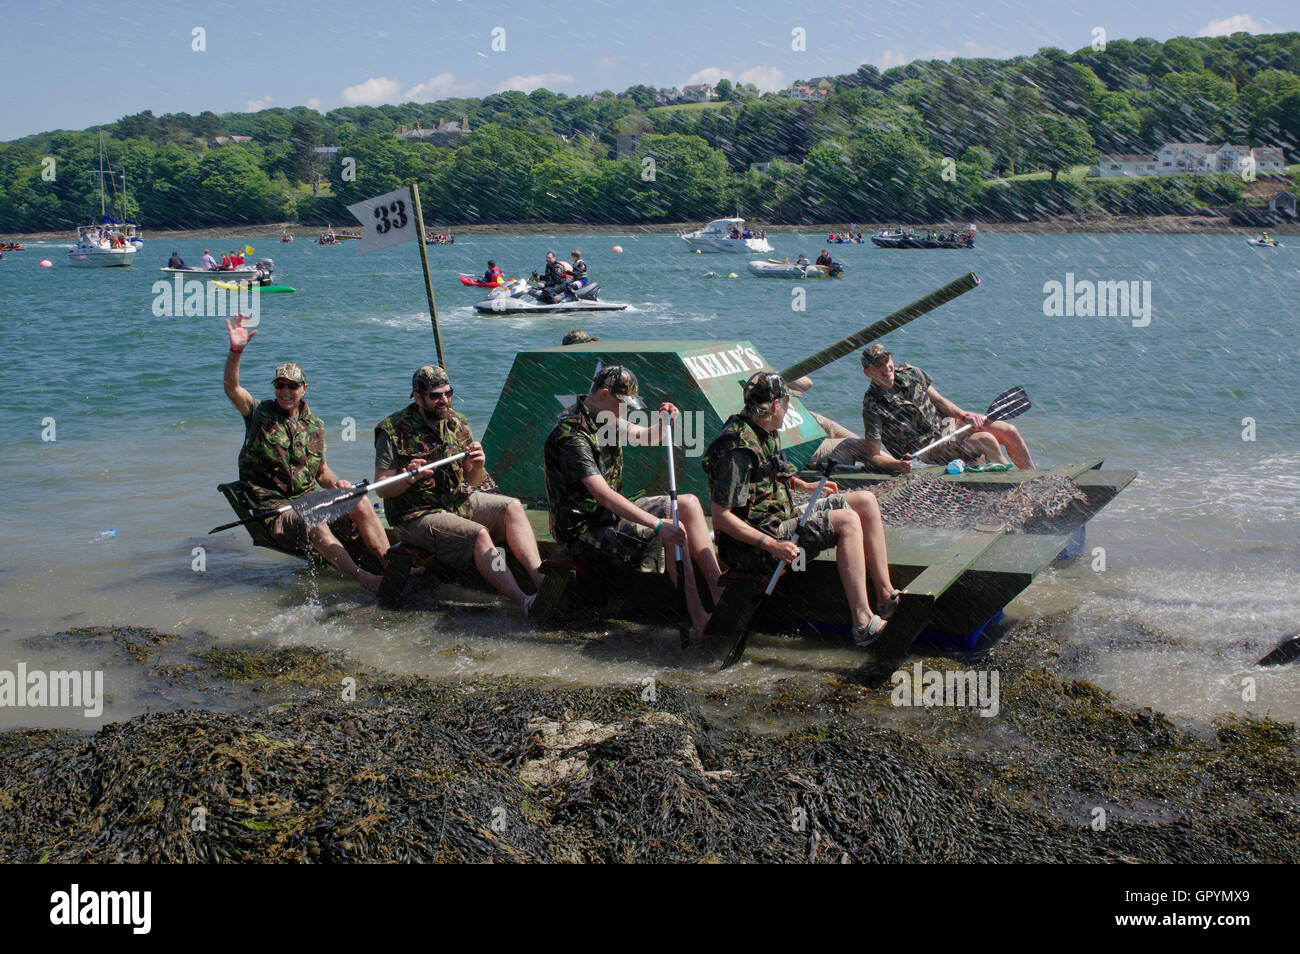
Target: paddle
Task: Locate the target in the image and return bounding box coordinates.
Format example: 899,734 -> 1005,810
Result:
908,386 -> 1030,462
779,272 -> 981,381
664,414 -> 691,648
719,460 -> 837,670
1258,634 -> 1300,667
209,451 -> 468,534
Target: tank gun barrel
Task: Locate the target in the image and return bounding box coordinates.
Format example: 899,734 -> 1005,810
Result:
779,272 -> 980,381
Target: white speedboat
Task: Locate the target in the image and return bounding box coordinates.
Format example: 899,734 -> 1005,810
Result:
68,226 -> 136,267
680,218 -> 773,254
747,259 -> 843,278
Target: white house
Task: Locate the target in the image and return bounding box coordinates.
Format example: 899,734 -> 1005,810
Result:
1253,147 -> 1285,173
680,84 -> 715,103
1091,154 -> 1161,177
785,85 -> 829,102
1156,142 -> 1217,173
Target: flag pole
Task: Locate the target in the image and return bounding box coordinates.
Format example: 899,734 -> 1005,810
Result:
408,181 -> 446,370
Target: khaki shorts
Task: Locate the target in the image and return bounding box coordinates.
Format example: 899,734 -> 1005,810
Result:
569,495 -> 669,567
721,493 -> 849,574
911,417 -> 981,466
395,491 -> 514,567
267,505 -> 360,553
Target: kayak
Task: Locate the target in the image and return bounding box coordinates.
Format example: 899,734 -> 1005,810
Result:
459,273 -> 511,288
211,280 -> 297,293
160,267 -> 256,279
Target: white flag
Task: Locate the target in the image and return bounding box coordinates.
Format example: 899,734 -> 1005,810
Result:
347,186 -> 417,255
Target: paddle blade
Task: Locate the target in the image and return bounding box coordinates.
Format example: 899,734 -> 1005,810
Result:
985,386 -> 1030,423
1258,634 -> 1300,667
290,482 -> 369,529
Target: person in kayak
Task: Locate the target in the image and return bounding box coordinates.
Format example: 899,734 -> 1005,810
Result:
481,260 -> 504,285
703,371 -> 901,647
168,251 -> 188,269
859,343 -> 1035,472
374,365 -> 545,617
223,314 -> 390,592
544,365 -> 724,635
253,259 -> 274,286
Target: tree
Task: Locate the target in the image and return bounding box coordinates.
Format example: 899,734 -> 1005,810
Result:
1030,115 -> 1096,182
715,79 -> 733,101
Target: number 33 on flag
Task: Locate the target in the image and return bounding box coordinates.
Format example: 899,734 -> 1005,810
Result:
346,186 -> 416,255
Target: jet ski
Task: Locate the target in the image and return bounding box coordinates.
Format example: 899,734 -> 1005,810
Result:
473,278 -> 628,314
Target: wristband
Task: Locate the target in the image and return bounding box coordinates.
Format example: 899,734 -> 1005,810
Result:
654,519 -> 664,533
229,347 -> 243,354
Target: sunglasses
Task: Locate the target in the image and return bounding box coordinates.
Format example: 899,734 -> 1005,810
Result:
274,380 -> 303,390
421,388 -> 454,401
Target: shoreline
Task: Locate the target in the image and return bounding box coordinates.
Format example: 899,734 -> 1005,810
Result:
1,618 -> 1296,863
7,215 -> 1297,243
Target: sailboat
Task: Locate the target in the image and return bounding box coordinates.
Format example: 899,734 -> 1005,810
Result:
68,133 -> 137,267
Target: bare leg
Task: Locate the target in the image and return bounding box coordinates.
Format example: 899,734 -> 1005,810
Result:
845,491 -> 897,604
828,509 -> 873,631
471,528 -> 529,610
309,524 -> 382,593
497,498 -> 544,590
986,421 -> 1035,469
676,495 -> 724,604
349,499 -> 391,567
968,432 -> 1011,466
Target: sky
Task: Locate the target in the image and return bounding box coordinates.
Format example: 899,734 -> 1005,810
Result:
3,0 -> 1298,141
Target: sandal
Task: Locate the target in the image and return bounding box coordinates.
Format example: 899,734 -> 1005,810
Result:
852,592 -> 902,648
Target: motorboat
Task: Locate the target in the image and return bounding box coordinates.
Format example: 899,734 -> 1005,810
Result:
871,227 -> 974,249
748,259 -> 843,278
160,266 -> 257,279
680,218 -> 773,254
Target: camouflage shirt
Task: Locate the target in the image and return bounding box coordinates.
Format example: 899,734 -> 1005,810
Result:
862,364 -> 942,456
703,413 -> 797,563
238,398 -> 325,508
544,396 -> 622,544
374,403 -> 479,527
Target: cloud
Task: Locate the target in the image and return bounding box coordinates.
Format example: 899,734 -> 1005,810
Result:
683,65 -> 787,91
339,76 -> 402,106
492,72 -> 575,93
245,95 -> 272,111
1197,14 -> 1265,37
405,73 -> 476,101
737,66 -> 786,92
597,56 -> 616,72
877,40 -> 1015,71
306,98 -> 323,111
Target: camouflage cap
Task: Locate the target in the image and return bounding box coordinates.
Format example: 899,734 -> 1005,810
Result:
861,343 -> 892,368
562,329 -> 598,346
412,365 -> 450,393
274,363 -> 306,385
741,371 -> 789,407
591,364 -> 644,410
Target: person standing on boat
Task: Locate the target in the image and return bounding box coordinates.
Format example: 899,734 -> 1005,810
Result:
859,344 -> 1035,472
703,372 -> 901,647
222,315 -> 389,592
374,365 -> 545,616
543,365 -> 724,635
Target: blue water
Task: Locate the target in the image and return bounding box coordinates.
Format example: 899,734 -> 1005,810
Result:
1,230 -> 1297,726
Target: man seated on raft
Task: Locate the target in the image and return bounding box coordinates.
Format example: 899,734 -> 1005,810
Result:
859,344 -> 1035,473
703,372 -> 901,648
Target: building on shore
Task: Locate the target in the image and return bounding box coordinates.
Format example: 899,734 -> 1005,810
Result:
1091,142 -> 1289,178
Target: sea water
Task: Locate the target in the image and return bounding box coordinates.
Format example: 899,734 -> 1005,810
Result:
1,231 -> 1296,727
